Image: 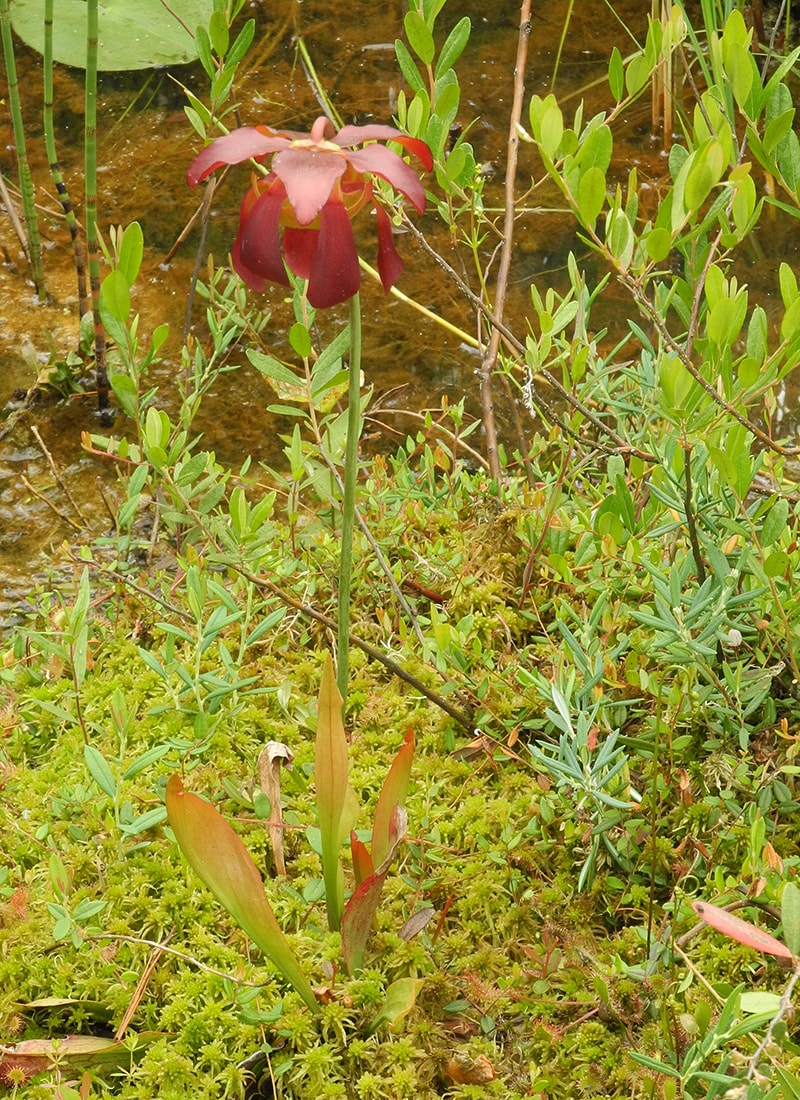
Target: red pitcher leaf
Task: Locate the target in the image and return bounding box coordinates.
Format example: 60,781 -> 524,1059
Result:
315,654 -> 359,930
166,775 -> 319,1012
351,831 -> 374,887
692,899 -> 794,959
371,728 -> 414,869
341,806 -> 408,976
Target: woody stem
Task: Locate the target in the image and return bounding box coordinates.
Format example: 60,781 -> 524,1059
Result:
337,291 -> 362,706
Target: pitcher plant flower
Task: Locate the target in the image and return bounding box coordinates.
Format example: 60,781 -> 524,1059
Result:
187,115 -> 432,308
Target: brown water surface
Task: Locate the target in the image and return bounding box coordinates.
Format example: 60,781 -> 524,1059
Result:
1,0 -> 798,626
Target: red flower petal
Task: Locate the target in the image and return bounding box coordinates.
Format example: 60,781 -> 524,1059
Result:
187,127 -> 291,186
335,124 -> 434,172
346,145 -> 427,213
272,147 -> 348,225
283,226 -> 319,281
306,201 -> 361,308
374,201 -> 404,292
234,184 -> 290,290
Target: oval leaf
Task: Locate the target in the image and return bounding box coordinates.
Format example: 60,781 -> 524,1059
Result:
782,882 -> 800,956
10,0 -> 212,70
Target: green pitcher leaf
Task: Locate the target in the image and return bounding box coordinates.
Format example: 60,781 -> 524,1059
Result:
315,655 -> 359,930
165,775 -> 318,1012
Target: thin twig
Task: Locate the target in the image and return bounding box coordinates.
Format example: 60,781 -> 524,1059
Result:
31,424 -> 87,522
479,0 -> 532,479
115,933 -> 173,1040
20,474 -> 83,530
90,933 -> 265,986
0,170 -> 28,253
401,213 -> 656,461
240,564 -> 475,732
746,957 -> 800,1080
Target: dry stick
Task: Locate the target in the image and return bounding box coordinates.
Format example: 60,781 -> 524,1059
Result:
401,213 -> 657,462
0,0 -> 46,298
681,440 -> 706,584
31,424 -> 87,522
479,0 -> 532,480
0,171 -> 28,255
92,933 -> 265,986
183,174 -> 216,342
20,474 -> 83,530
115,933 -> 173,1041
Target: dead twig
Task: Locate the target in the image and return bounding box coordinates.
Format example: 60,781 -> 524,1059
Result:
479,0 -> 533,480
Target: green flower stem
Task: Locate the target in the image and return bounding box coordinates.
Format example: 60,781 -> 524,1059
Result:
0,0 -> 46,299
337,291 -> 362,705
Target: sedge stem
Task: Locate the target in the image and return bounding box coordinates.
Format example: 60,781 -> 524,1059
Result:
44,0 -> 88,317
337,292 -> 362,705
85,0 -> 108,413
0,0 -> 46,299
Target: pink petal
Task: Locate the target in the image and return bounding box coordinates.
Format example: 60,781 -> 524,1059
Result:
346,145 -> 427,213
272,148 -> 348,225
187,127 -> 291,186
335,125 -> 434,171
692,900 -> 793,959
307,201 -> 361,308
374,201 -> 404,292
234,186 -> 289,290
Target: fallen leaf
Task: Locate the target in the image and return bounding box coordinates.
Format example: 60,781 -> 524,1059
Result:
258,741 -> 294,876
442,1053 -> 496,1085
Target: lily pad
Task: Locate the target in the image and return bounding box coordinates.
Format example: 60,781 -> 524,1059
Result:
10,0 -> 212,71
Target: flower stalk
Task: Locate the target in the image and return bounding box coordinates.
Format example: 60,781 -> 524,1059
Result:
337,292 -> 362,702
